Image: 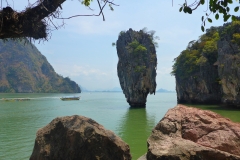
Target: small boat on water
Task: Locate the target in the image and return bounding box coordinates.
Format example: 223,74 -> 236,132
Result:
60,96 -> 80,101
1,98 -> 30,102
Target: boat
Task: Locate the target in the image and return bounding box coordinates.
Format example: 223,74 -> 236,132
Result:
60,96 -> 80,101
1,98 -> 30,102
16,98 -> 31,101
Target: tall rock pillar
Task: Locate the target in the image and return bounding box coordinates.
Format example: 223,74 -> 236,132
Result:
116,28 -> 157,107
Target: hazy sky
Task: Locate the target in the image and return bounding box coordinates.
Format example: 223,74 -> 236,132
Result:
6,0 -> 239,91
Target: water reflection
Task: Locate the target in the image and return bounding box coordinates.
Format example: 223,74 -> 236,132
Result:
117,107 -> 156,160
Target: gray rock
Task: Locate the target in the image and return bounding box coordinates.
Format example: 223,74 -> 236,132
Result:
217,32 -> 240,106
30,115 -> 131,160
176,62 -> 222,104
116,28 -> 157,107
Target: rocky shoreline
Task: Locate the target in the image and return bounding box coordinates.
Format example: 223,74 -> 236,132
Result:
30,105 -> 240,160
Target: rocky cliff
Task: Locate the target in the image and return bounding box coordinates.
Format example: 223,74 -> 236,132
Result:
217,21 -> 240,106
116,29 -> 157,107
0,39 -> 80,93
172,20 -> 240,106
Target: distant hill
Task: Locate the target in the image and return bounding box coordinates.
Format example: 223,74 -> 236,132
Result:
79,86 -> 89,92
93,87 -> 122,92
109,87 -> 122,92
156,88 -> 175,93
0,39 -> 80,93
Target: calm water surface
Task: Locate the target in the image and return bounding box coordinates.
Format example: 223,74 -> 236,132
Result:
0,92 -> 177,160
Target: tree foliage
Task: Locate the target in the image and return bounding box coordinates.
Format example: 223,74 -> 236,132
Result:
172,19 -> 240,79
179,0 -> 240,32
171,26 -> 220,78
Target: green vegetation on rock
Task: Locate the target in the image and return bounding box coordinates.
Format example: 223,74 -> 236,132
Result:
172,19 -> 240,80
171,27 -> 220,79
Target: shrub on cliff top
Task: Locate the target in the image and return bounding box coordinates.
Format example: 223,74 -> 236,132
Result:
171,27 -> 219,79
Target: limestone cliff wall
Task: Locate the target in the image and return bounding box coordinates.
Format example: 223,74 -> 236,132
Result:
176,63 -> 221,104
116,29 -> 157,107
175,21 -> 240,107
217,30 -> 240,106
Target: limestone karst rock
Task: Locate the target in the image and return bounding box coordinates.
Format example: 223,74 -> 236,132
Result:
217,23 -> 240,106
145,105 -> 240,160
116,28 -> 157,107
173,20 -> 240,107
30,115 -> 131,160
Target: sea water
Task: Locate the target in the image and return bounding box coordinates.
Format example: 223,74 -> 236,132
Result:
0,92 -> 177,160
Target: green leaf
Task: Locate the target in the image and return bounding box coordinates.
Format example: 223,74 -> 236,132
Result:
215,13 -> 219,20
232,15 -> 237,21
183,7 -> 187,13
234,6 -> 239,12
208,18 -> 212,23
226,7 -> 230,12
224,14 -> 231,22
81,0 -> 93,6
109,4 -> 114,11
200,0 -> 205,5
223,0 -> 228,7
202,16 -> 204,21
227,0 -> 233,4
201,26 -> 205,32
179,7 -> 183,12
185,7 -> 192,14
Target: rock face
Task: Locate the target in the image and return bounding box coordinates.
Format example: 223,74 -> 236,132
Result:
176,63 -> 221,104
217,25 -> 240,106
30,115 -> 131,160
146,105 -> 240,160
0,39 -> 80,93
116,28 -> 157,107
173,21 -> 240,107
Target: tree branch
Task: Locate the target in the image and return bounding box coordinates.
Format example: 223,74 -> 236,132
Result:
0,0 -> 66,40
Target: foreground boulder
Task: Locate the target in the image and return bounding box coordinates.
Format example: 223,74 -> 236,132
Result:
146,105 -> 240,160
30,115 -> 131,160
116,28 -> 157,107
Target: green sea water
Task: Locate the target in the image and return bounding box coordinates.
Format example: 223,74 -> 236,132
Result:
0,92 -> 240,160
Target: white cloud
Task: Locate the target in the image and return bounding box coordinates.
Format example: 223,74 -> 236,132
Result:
57,64 -> 113,77
70,19 -> 123,35
157,67 -> 172,75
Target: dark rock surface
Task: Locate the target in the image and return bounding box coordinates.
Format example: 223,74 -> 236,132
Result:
217,32 -> 240,106
146,105 -> 240,160
176,63 -> 221,104
116,28 -> 157,107
30,115 -> 131,160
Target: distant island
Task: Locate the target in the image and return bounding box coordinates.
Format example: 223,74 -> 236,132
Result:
156,88 -> 175,93
81,87 -> 175,93
81,87 -> 122,92
0,39 -> 80,93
